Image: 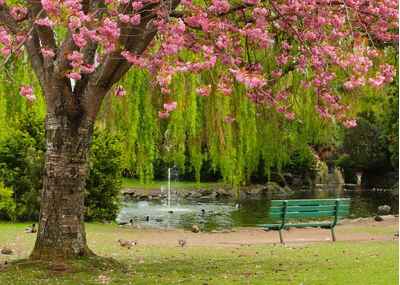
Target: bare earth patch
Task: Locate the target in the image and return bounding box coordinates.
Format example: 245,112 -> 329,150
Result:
97,215 -> 398,247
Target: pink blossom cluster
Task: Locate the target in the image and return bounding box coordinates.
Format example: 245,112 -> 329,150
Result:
0,0 -> 396,128
0,27 -> 11,56
229,68 -> 266,89
19,85 -> 36,102
66,51 -> 95,80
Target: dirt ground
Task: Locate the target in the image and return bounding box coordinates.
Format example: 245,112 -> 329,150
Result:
114,215 -> 399,247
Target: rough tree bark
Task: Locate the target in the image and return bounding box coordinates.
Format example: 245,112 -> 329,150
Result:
30,113 -> 95,260
0,0 -> 180,260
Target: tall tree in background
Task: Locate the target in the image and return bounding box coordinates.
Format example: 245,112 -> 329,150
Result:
0,0 -> 397,260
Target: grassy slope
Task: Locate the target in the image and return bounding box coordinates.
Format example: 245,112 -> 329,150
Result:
121,178 -> 225,190
0,223 -> 398,285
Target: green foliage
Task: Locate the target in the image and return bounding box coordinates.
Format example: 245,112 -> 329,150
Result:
0,181 -> 16,221
0,113 -> 123,221
85,130 -> 123,221
339,112 -> 389,172
0,112 -> 44,221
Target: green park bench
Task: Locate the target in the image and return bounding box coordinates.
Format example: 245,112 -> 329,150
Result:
260,198 -> 351,244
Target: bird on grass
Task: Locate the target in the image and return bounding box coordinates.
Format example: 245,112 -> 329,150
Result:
118,239 -> 138,249
178,239 -> 187,247
25,223 -> 37,233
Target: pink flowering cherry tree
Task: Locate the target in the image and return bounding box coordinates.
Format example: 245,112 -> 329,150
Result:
0,0 -> 396,260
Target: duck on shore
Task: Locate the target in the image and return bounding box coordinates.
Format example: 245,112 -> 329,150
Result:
25,223 -> 37,233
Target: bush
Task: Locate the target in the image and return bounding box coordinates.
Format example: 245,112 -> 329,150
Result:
340,112 -> 390,173
0,113 -> 44,220
0,181 -> 16,221
85,130 -> 123,221
0,113 -> 123,222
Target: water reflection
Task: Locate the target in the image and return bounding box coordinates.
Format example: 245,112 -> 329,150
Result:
116,188 -> 398,231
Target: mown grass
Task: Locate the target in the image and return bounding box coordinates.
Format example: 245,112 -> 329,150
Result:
121,178 -> 225,190
0,223 -> 398,285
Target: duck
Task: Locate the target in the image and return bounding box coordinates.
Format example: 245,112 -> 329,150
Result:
118,239 -> 138,249
25,223 -> 37,233
178,239 -> 186,247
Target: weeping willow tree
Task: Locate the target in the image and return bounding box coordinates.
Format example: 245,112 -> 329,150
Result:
97,71 -> 339,186
0,57 -> 46,136
0,49 -> 395,188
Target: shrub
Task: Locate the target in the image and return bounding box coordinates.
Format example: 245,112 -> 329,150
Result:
0,181 -> 16,221
85,130 -> 123,221
0,113 -> 44,220
0,113 -> 123,222
340,112 -> 390,173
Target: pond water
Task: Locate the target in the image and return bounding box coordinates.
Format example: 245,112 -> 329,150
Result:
116,188 -> 399,231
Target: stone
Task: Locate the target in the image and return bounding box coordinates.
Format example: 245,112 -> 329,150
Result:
191,224 -> 200,233
264,182 -> 286,193
216,188 -> 232,198
377,205 -> 391,215
188,191 -> 202,199
1,247 -> 13,255
374,215 -> 384,222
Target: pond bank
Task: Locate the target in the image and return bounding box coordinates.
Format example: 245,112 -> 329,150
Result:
111,215 -> 399,246
121,182 -> 301,200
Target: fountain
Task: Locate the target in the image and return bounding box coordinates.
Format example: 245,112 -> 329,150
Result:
167,167 -> 171,208
356,171 -> 363,186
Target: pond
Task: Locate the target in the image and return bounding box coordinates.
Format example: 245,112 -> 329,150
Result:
116,188 -> 399,231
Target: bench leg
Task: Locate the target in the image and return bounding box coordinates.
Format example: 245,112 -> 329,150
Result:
279,230 -> 284,244
331,227 -> 336,242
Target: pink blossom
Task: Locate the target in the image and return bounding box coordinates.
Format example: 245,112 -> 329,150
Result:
243,0 -> 259,4
35,17 -> 54,28
0,47 -> 11,57
121,51 -> 147,67
368,75 -> 385,87
68,16 -> 81,30
119,14 -> 131,24
224,115 -> 235,124
132,1 -> 144,10
66,72 -> 82,80
41,0 -> 59,15
284,112 -> 295,120
158,111 -> 170,119
0,27 -> 11,47
343,119 -> 357,128
67,51 -> 84,68
20,85 -> 36,102
115,86 -> 126,97
196,85 -> 211,97
130,14 -> 141,26
81,64 -> 95,74
163,101 -> 177,112
209,0 -> 230,14
217,81 -> 232,96
98,18 -> 120,53
229,68 -> 266,89
41,48 -> 55,58
72,33 -> 87,48
10,6 -> 28,21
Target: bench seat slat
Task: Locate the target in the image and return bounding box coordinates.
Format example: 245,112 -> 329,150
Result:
270,210 -> 348,219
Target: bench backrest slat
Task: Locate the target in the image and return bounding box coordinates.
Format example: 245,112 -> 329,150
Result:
270,204 -> 350,213
270,198 -> 350,207
268,198 -> 350,221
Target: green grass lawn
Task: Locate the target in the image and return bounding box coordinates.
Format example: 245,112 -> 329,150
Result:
0,223 -> 398,285
121,178 -> 226,190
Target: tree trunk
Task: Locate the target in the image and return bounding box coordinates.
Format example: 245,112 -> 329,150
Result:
30,113 -> 94,260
